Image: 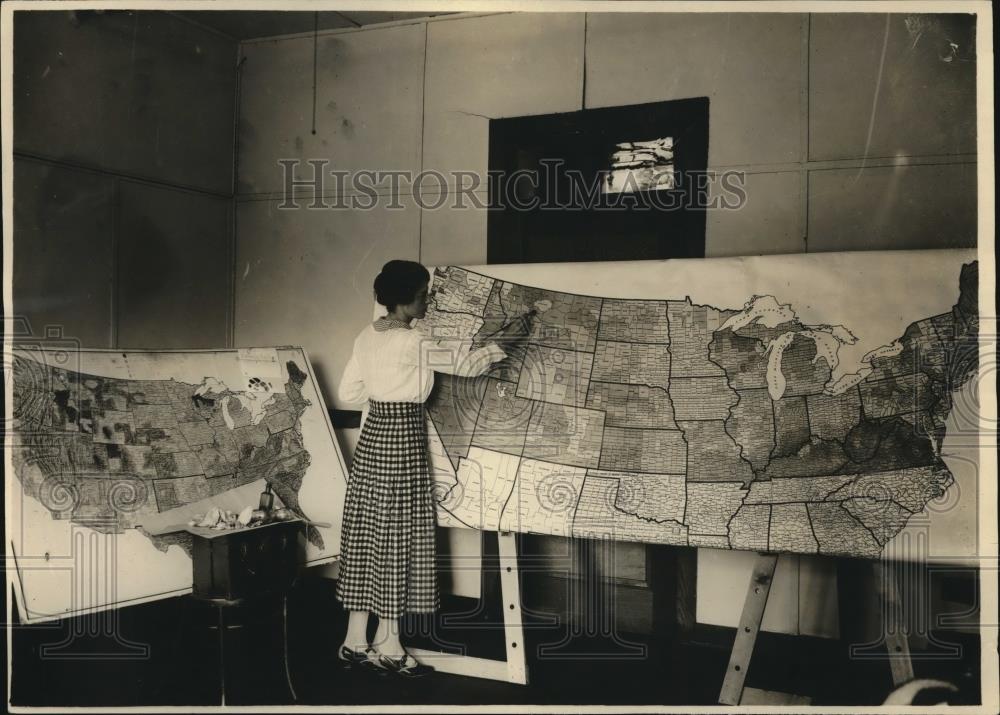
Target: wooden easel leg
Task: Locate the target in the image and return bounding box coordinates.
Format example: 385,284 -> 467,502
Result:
409,532 -> 529,684
718,553 -> 779,706
498,532 -> 528,684
874,560 -> 915,686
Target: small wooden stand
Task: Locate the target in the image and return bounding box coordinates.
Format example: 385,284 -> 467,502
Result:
718,553 -> 913,705
187,520 -> 305,705
409,532 -> 528,684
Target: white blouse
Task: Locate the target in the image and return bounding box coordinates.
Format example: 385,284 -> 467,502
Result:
338,323 -> 506,405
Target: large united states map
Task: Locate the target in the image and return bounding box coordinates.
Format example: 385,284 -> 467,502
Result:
420,262 -> 979,558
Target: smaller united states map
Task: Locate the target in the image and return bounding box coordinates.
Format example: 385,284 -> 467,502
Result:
11,358 -> 323,555
420,262 -> 979,558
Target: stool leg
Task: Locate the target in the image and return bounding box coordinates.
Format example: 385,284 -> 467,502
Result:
282,595 -> 297,702
217,605 -> 226,706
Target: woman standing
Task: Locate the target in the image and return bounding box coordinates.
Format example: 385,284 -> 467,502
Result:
336,260 -> 507,678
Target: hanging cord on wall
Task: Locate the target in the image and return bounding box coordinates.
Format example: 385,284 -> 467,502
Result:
311,11 -> 318,135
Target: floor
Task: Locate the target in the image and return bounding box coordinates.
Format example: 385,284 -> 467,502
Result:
9,575 -> 983,707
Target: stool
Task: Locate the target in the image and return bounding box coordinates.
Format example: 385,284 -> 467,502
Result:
195,593 -> 297,705
187,519 -> 305,704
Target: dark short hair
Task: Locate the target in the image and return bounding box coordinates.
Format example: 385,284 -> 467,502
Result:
374,260 -> 430,310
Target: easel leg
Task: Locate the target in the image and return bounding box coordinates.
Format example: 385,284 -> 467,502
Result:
409,532 -> 529,684
718,553 -> 779,705
498,532 -> 528,684
874,560 -> 915,686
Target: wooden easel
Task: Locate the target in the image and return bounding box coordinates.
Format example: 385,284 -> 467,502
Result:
409,532 -> 528,684
718,553 -> 913,705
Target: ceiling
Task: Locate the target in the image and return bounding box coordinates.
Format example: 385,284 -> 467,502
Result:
175,10 -> 453,40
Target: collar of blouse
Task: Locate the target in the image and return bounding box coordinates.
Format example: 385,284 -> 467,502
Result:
373,316 -> 413,332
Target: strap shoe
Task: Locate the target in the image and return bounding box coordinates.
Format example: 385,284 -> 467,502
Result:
338,645 -> 379,673
375,651 -> 435,678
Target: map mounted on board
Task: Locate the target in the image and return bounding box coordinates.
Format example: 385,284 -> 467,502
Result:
416,256 -> 979,559
7,347 -> 347,623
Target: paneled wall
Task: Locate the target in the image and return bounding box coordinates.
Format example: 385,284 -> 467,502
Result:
233,11 -> 978,636
13,10 -> 236,348
236,10 -> 976,405
235,24 -> 426,403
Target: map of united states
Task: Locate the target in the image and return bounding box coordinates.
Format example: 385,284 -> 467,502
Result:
421,262 -> 979,558
11,358 -> 321,554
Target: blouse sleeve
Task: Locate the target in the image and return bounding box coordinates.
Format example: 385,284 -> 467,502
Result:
410,333 -> 507,378
337,352 -> 369,403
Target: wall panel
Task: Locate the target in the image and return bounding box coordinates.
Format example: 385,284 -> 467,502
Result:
419,191 -> 489,267
116,181 -> 231,348
12,159 -> 115,347
14,11 -> 236,193
238,24 -> 425,196
809,13 -> 977,161
808,163 -> 977,252
586,13 -> 804,168
706,171 -> 803,257
423,13 -> 585,184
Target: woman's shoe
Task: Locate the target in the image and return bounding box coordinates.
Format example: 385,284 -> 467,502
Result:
374,651 -> 435,678
338,645 -> 379,672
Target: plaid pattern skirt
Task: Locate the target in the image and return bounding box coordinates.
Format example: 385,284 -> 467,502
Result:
335,400 -> 439,618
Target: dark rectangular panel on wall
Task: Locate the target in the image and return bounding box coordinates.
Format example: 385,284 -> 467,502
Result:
116,181 -> 231,349
13,10 -> 236,194
488,98 -> 709,264
13,159 -> 115,347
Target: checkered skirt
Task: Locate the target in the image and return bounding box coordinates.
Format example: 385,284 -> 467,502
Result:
335,400 -> 439,618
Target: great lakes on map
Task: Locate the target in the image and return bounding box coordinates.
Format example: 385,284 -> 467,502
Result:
420,262 -> 979,558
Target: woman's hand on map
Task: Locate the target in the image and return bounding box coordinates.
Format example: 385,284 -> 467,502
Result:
484,342 -> 508,363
